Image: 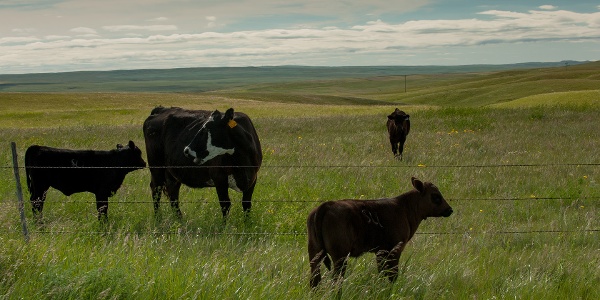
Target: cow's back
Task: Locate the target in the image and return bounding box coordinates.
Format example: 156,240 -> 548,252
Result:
25,146 -> 124,196
143,107 -> 211,167
316,199 -> 407,257
230,111 -> 263,166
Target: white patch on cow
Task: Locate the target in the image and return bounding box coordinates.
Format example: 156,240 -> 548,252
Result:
228,174 -> 242,192
184,116 -> 213,159
195,132 -> 235,165
184,146 -> 197,158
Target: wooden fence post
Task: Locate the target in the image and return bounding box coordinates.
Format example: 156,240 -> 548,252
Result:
11,142 -> 29,243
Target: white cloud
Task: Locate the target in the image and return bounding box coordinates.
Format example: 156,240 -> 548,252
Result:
148,17 -> 169,22
45,35 -> 71,40
206,16 -> 218,28
0,36 -> 40,45
70,27 -> 97,34
539,5 -> 557,10
102,25 -> 178,32
1,5 -> 599,74
12,28 -> 37,33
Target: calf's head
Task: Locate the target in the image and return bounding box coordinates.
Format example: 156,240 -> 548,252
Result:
117,140 -> 147,169
411,177 -> 453,218
388,108 -> 410,132
183,108 -> 237,165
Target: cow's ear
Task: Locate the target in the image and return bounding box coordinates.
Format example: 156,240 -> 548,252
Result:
405,115 -> 410,120
128,140 -> 135,149
224,108 -> 235,120
116,144 -> 123,149
224,108 -> 237,128
411,177 -> 425,194
387,114 -> 394,120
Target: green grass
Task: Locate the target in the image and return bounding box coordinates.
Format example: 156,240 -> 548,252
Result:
490,90 -> 600,108
1,65 -> 600,299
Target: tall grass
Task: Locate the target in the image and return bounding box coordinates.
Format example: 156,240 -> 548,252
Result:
1,93 -> 599,299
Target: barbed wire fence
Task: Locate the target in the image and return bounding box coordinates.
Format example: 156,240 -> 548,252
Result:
3,142 -> 600,241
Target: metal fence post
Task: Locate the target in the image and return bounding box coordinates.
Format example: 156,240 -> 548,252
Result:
11,142 -> 29,243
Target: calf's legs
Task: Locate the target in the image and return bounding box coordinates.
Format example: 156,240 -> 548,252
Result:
332,256 -> 349,283
30,189 -> 48,222
390,138 -> 406,160
309,250 -> 326,288
390,141 -> 399,157
376,241 -> 405,282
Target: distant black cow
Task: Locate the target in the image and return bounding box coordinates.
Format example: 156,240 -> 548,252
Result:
25,141 -> 146,221
143,106 -> 262,218
387,108 -> 410,160
307,177 -> 453,288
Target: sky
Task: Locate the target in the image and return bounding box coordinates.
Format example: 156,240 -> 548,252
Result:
1,0 -> 599,74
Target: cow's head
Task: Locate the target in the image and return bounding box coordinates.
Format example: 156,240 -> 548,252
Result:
183,108 -> 238,165
388,108 -> 410,130
411,177 -> 453,218
116,140 -> 147,169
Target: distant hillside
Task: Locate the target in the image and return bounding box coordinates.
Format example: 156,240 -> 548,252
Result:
207,61 -> 600,107
0,61 -> 586,93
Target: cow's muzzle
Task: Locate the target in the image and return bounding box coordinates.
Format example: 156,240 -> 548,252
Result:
442,208 -> 453,217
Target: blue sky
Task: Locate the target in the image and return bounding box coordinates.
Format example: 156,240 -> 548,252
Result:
0,0 -> 599,74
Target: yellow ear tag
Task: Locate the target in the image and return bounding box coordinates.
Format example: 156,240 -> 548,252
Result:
228,119 -> 237,128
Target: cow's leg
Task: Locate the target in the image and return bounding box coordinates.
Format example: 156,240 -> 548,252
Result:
149,169 -> 166,215
331,255 -> 349,284
95,194 -> 109,222
165,174 -> 182,218
241,181 -> 255,215
309,246 -> 326,288
215,184 -> 232,218
390,140 -> 398,156
398,138 -> 406,160
376,242 -> 405,282
151,182 -> 164,215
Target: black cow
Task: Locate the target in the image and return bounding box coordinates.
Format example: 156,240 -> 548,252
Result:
25,141 -> 146,221
143,106 -> 262,218
387,108 -> 410,160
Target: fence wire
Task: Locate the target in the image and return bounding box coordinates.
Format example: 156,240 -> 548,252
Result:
2,196 -> 600,205
3,162 -> 600,169
2,161 -> 599,238
0,228 -> 599,237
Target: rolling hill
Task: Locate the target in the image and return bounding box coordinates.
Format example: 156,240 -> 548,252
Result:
0,61 -> 598,107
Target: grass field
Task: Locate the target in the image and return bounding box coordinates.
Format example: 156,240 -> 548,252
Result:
1,63 -> 599,299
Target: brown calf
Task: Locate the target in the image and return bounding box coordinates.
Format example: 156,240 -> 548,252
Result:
306,177 -> 453,288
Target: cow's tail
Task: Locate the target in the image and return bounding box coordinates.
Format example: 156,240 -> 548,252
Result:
308,203 -> 331,270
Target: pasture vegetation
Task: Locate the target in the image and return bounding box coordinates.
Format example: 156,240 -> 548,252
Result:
1,62 -> 599,299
